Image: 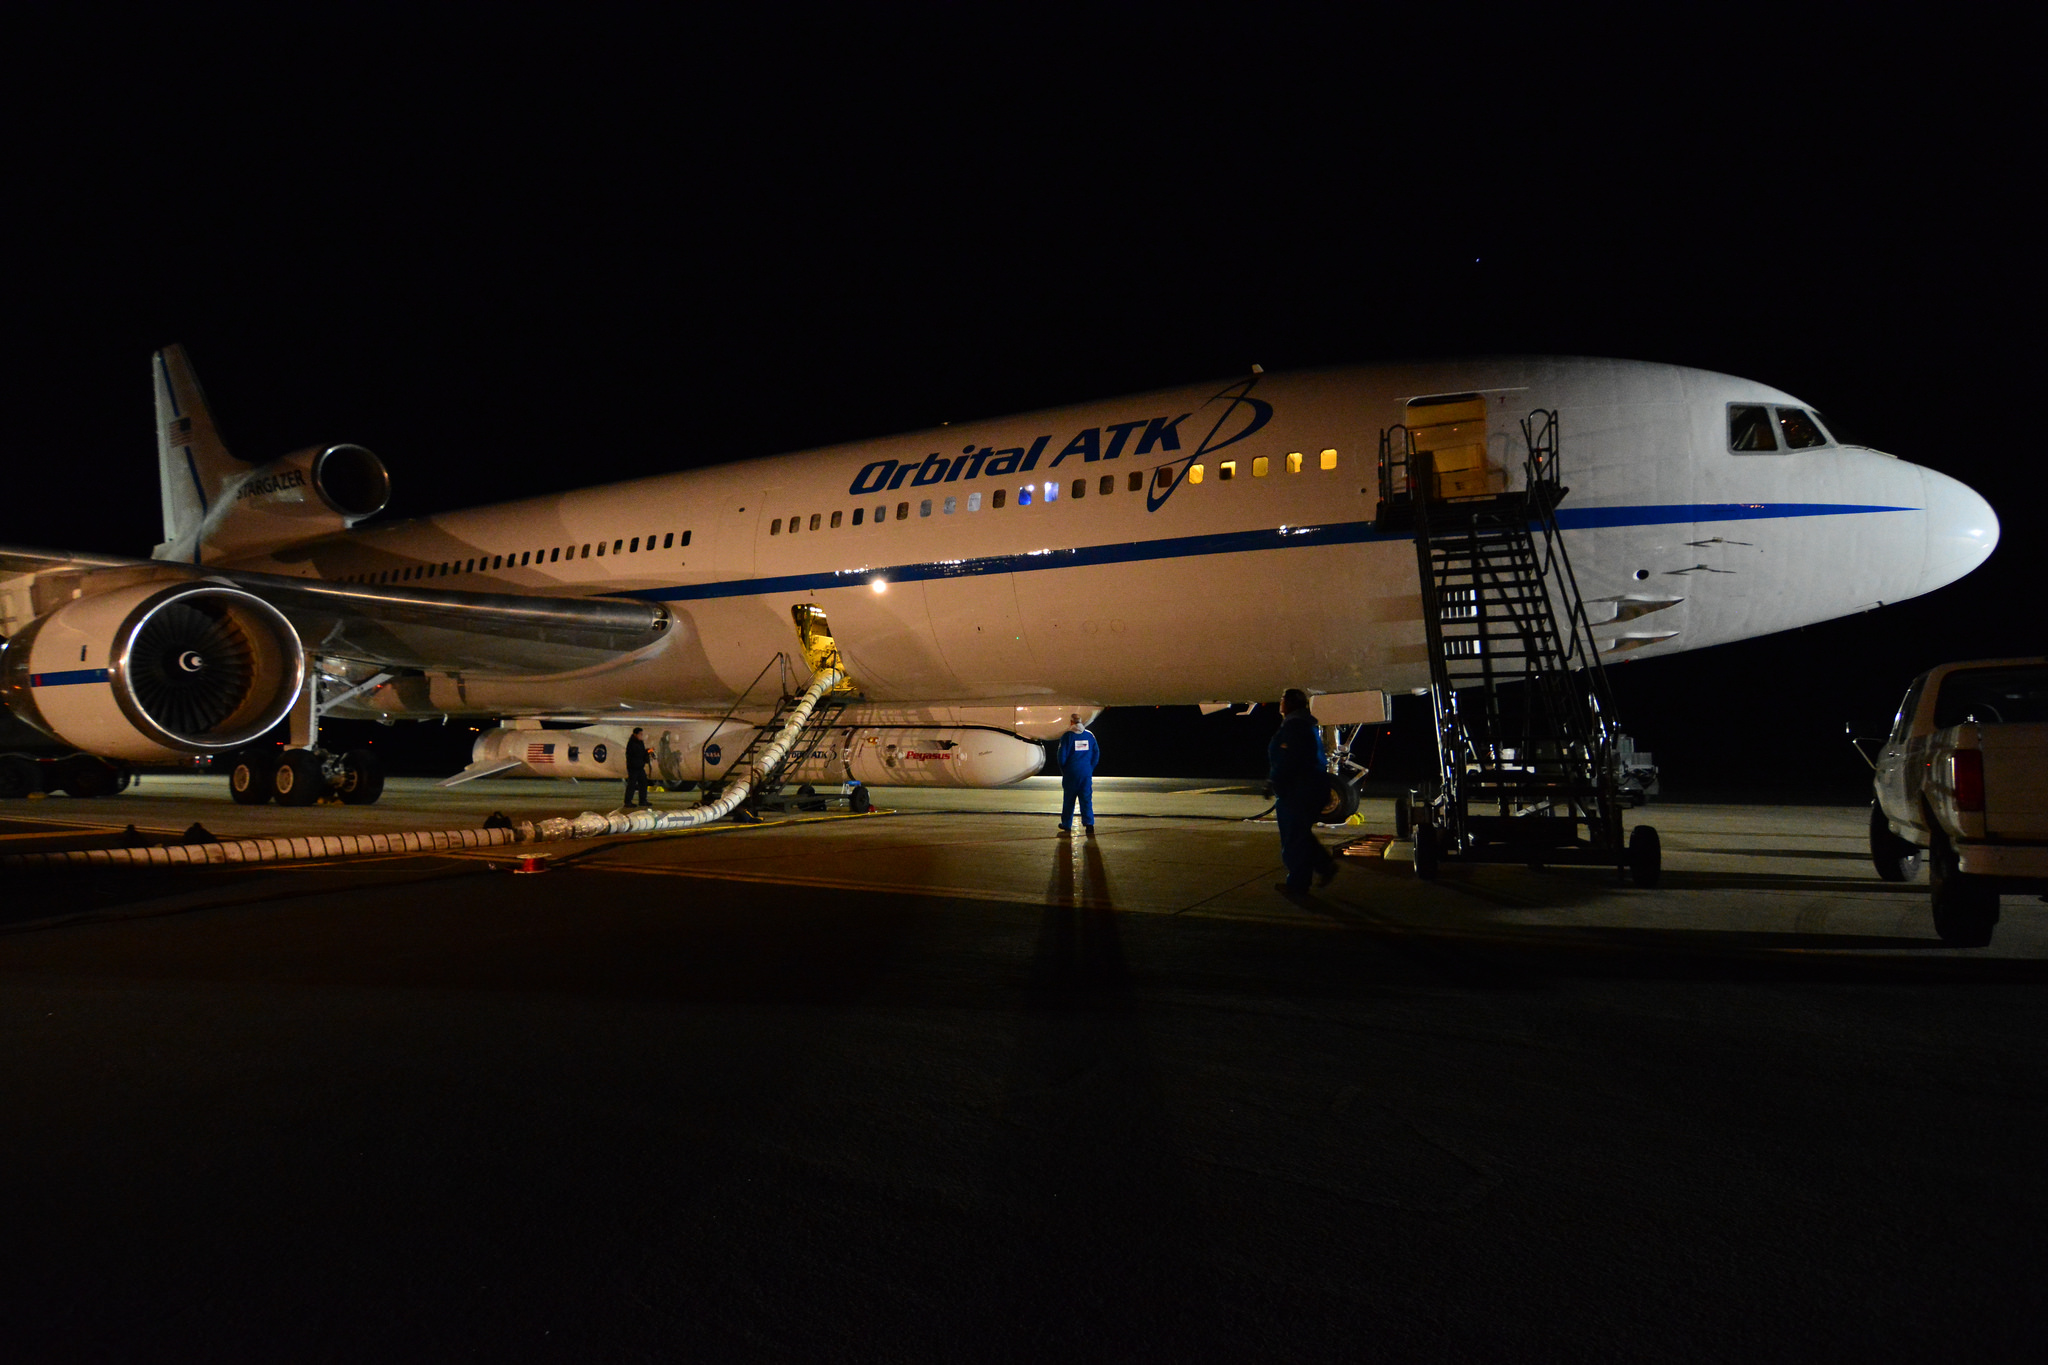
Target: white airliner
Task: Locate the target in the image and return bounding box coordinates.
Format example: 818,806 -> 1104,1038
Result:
0,347 -> 2000,806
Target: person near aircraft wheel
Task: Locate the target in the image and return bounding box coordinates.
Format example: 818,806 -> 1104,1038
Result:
623,726 -> 651,808
1270,688 -> 1339,893
1056,712 -> 1099,835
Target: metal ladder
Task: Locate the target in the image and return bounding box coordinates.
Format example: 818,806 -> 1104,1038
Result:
1377,411 -> 1658,882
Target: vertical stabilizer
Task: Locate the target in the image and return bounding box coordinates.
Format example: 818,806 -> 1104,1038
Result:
153,345 -> 246,561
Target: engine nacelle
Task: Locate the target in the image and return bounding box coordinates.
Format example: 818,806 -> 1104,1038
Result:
200,444 -> 391,560
0,582 -> 306,761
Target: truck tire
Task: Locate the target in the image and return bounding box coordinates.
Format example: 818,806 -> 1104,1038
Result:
1929,826 -> 1999,948
1869,802 -> 1923,881
1629,825 -> 1663,888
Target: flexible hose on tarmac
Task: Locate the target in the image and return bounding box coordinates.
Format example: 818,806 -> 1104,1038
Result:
1,667 -> 848,871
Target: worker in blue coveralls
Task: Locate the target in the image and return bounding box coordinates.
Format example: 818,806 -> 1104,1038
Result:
1269,688 -> 1339,893
1056,712 -> 1100,836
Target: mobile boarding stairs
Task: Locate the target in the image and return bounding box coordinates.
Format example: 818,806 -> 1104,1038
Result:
1375,409 -> 1662,885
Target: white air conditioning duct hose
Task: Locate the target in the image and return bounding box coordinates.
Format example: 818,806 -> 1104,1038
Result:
530,665 -> 846,840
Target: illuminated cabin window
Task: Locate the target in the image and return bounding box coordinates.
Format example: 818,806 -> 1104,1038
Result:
1219,461 -> 1235,481
943,495 -> 956,514
829,511 -> 841,529
1072,478 -> 1086,499
852,507 -> 865,526
920,499 -> 932,517
1099,475 -> 1113,495
993,489 -> 1006,508
896,501 -> 909,520
968,492 -> 981,511
770,519 -> 782,535
1043,481 -> 1057,502
809,514 -> 821,531
874,504 -> 887,522
1129,471 -> 1143,492
1286,451 -> 1303,473
1189,464 -> 1204,484
1320,449 -> 1337,470
1253,456 -> 1268,477
1018,485 -> 1033,506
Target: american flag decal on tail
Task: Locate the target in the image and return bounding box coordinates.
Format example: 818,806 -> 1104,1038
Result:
527,742 -> 556,764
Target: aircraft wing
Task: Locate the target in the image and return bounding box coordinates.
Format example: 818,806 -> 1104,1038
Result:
0,544 -> 671,674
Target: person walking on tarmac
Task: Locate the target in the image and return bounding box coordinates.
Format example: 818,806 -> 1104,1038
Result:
623,726 -> 652,809
1056,712 -> 1100,836
1270,688 -> 1339,893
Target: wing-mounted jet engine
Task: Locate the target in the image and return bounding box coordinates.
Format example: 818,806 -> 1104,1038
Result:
0,580 -> 305,761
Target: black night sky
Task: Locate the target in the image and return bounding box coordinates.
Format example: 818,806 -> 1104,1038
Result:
6,14 -> 2037,795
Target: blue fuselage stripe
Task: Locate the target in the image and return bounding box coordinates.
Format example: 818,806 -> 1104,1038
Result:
618,501 -> 1915,604
30,668 -> 111,687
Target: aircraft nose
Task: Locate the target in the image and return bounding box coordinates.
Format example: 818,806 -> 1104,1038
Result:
1917,465 -> 1999,595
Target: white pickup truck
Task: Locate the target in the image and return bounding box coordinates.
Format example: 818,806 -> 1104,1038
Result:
1871,658 -> 2048,947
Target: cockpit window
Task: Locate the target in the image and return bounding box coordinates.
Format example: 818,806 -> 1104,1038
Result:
1777,407 -> 1828,449
1728,404 -> 1778,451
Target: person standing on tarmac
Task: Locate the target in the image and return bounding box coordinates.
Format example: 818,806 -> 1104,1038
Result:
1270,688 -> 1339,893
623,726 -> 651,809
1056,712 -> 1100,836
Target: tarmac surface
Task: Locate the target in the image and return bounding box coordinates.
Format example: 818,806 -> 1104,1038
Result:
3,776 -> 2046,1360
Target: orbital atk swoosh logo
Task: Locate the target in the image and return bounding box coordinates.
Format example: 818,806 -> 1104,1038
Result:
1146,377 -> 1273,512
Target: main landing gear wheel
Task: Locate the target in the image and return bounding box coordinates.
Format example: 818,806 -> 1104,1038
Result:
337,748 -> 385,805
849,785 -> 872,814
1412,821 -> 1440,880
1869,802 -> 1923,882
1628,824 -> 1662,888
1929,826 -> 1999,948
272,749 -> 324,807
229,754 -> 274,805
1318,776 -> 1361,825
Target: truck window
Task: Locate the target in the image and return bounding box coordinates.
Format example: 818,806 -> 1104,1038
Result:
1889,676 -> 1928,744
1932,664 -> 2048,729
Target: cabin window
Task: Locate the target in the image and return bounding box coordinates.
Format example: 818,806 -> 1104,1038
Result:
1153,467 -> 1171,489
1189,464 -> 1204,484
546,548 -> 557,562
580,545 -> 589,558
680,530 -> 691,546
1018,485 -> 1033,506
467,558 -> 476,571
1287,452 -> 1303,473
1072,478 -> 1086,499
808,514 -> 821,531
613,539 -> 623,553
829,511 -> 841,529
644,531 -> 654,547
919,499 -> 932,517
943,496 -> 956,514
1320,449 -> 1338,470
1099,475 -> 1113,495
663,532 -> 674,548
521,552 -> 531,566
491,556 -> 502,570
771,519 -> 782,535
1219,461 -> 1236,481
1253,456 -> 1269,477
1728,405 -> 1778,452
853,507 -> 865,526
896,501 -> 909,520
993,489 -> 1006,508
1778,407 -> 1828,449
968,492 -> 981,511
1128,471 -> 1143,492
596,541 -> 606,556
1044,481 -> 1058,502
632,537 -> 641,552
